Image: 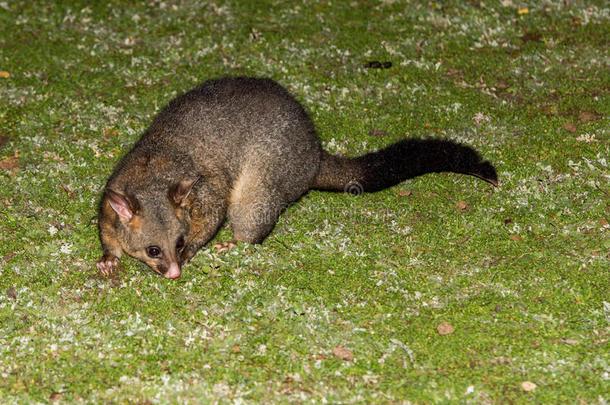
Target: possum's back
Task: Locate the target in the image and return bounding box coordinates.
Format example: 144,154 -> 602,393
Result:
141,77 -> 321,174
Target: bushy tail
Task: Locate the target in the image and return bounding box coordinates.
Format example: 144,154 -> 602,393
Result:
312,138 -> 498,193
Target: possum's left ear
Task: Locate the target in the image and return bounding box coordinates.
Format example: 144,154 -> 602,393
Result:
106,189 -> 140,221
168,177 -> 200,207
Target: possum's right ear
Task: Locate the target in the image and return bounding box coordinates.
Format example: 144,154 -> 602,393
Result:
106,189 -> 139,221
168,178 -> 200,207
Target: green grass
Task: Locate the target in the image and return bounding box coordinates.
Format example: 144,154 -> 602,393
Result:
1,0 -> 608,403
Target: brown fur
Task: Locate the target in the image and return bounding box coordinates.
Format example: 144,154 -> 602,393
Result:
97,77 -> 497,278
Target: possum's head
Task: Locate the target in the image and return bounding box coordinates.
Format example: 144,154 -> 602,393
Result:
104,180 -> 197,279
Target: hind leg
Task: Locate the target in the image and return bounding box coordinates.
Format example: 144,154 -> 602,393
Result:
228,194 -> 286,244
225,138 -> 317,245
211,204 -> 278,253
227,166 -> 301,244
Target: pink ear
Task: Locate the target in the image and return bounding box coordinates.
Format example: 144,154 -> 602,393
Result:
106,190 -> 133,220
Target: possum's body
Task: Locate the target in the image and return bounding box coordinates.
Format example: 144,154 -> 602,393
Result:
97,77 -> 497,278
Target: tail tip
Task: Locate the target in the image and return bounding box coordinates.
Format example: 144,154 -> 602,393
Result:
474,161 -> 498,187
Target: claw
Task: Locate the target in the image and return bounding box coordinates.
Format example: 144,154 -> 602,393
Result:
96,255 -> 119,276
213,241 -> 236,254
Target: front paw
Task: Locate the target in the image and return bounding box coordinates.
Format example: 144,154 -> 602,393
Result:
96,255 -> 119,276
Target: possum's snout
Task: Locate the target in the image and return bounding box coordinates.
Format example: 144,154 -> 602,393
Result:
164,262 -> 181,279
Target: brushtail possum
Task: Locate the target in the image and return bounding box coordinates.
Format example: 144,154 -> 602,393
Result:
97,77 -> 497,279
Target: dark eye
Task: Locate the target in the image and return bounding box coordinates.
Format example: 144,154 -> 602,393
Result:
146,246 -> 162,258
176,235 -> 185,251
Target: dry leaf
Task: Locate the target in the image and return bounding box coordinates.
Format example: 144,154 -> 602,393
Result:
445,68 -> 463,77
437,322 -> 455,336
563,122 -> 577,133
0,156 -> 21,171
6,287 -> 16,300
332,345 -> 354,361
104,128 -> 121,137
232,345 -> 240,353
521,381 -> 536,391
368,129 -> 388,137
397,190 -> 412,197
510,235 -> 522,242
456,201 -> 468,211
59,185 -> 77,200
0,136 -> 8,151
521,31 -> 542,43
49,392 -> 63,402
599,218 -> 609,226
562,338 -> 579,345
578,111 -> 598,123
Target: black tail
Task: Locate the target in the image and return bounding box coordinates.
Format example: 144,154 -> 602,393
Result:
312,138 -> 498,193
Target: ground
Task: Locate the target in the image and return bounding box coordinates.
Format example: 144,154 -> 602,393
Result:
0,0 -> 608,403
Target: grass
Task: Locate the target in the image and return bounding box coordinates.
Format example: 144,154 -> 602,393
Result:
0,0 -> 608,403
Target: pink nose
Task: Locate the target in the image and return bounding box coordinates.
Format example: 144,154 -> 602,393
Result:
164,262 -> 181,279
